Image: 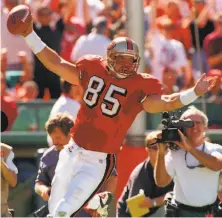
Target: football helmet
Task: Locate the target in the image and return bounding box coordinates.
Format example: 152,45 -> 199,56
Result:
107,37 -> 140,78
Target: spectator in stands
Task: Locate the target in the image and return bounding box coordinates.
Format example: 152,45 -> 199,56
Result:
86,0 -> 107,24
60,17 -> 86,62
204,12 -> 222,70
206,0 -> 222,15
156,0 -> 192,52
148,1 -> 191,88
117,131 -> 174,217
71,16 -> 111,62
35,113 -> 116,217
33,2 -> 64,99
56,0 -> 110,34
16,51 -> 33,83
105,0 -> 124,24
177,0 -> 191,21
16,81 -> 39,102
11,81 -> 39,132
1,48 -> 33,99
1,142 -> 18,217
162,67 -> 180,94
1,0 -> 33,72
49,79 -> 82,120
154,106 -> 222,217
59,0 -> 91,26
189,0 -> 215,81
1,73 -> 18,131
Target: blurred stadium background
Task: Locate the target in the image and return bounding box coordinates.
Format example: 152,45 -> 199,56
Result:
1,0 -> 222,216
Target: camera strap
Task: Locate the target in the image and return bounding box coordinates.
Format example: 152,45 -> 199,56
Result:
185,143 -> 205,168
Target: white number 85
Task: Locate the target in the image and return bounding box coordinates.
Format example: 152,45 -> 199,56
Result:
83,76 -> 127,117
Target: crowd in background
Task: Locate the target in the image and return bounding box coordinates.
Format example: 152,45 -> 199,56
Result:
1,0 -> 222,217
1,0 -> 222,130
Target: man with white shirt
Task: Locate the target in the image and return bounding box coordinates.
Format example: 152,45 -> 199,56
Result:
148,0 -> 191,87
49,79 -> 82,120
1,142 -> 18,217
154,106 -> 222,217
149,18 -> 190,85
71,16 -> 111,62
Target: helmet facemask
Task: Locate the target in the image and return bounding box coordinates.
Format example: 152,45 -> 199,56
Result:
107,53 -> 140,79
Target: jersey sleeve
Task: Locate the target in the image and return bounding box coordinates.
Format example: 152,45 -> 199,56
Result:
139,74 -> 163,102
75,56 -> 93,88
75,55 -> 101,88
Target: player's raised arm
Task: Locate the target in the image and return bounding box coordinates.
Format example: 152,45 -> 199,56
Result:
7,5 -> 80,85
142,74 -> 217,113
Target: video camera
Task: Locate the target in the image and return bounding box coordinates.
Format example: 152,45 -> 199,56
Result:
157,111 -> 194,147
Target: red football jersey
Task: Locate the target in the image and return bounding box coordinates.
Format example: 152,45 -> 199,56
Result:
71,55 -> 163,154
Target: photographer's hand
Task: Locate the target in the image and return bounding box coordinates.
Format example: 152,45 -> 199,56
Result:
174,130 -> 192,151
156,133 -> 167,153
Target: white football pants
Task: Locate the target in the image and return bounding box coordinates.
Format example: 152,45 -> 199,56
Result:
48,142 -> 115,217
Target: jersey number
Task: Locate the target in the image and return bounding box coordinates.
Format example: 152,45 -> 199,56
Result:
83,76 -> 127,117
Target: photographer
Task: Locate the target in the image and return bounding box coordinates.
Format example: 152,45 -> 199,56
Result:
154,106 -> 222,217
117,131 -> 174,217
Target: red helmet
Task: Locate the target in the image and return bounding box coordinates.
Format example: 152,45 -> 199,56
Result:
107,37 -> 140,78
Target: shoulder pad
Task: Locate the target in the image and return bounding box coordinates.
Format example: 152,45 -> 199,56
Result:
138,73 -> 152,79
77,55 -> 103,63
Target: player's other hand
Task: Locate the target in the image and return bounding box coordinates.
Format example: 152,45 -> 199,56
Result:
41,187 -> 51,201
194,73 -> 218,96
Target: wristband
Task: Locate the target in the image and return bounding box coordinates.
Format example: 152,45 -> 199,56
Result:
24,31 -> 46,54
180,88 -> 198,105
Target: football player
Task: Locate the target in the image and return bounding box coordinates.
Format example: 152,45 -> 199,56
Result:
15,15 -> 217,217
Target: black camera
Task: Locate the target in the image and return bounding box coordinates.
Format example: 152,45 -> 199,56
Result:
158,111 -> 194,143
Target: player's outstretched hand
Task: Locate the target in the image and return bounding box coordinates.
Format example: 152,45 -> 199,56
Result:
194,73 -> 218,96
21,19 -> 33,37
